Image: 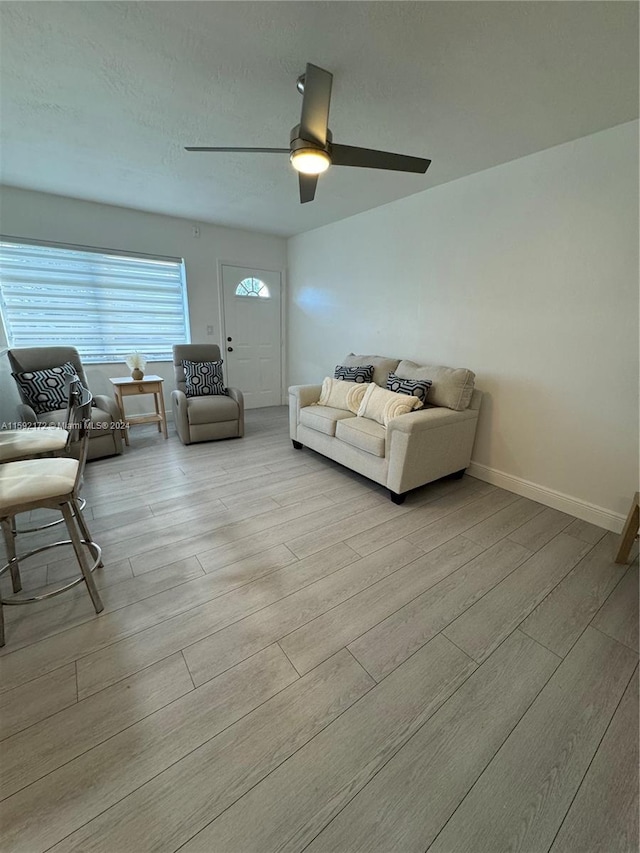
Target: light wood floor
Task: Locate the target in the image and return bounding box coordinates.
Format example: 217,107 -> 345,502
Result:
1,406 -> 638,853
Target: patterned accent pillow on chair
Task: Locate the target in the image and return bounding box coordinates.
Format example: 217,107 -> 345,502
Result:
183,360 -> 227,397
12,362 -> 81,414
386,372 -> 432,406
334,364 -> 374,384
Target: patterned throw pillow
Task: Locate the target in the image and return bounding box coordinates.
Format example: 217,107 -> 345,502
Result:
334,364 -> 374,384
13,362 -> 80,415
183,360 -> 227,397
387,372 -> 432,406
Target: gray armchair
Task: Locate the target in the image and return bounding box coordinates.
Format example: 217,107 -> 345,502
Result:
171,344 -> 244,445
7,347 -> 123,460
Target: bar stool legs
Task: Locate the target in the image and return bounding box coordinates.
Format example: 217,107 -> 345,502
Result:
60,502 -> 103,614
0,501 -> 104,647
71,498 -> 104,569
1,518 -> 21,593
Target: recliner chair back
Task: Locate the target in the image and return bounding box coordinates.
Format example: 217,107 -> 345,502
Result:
6,346 -> 123,460
172,344 -> 222,394
8,347 -> 89,403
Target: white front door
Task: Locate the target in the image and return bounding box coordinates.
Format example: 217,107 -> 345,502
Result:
220,265 -> 283,409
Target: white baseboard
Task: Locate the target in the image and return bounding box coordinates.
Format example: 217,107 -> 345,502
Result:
467,461 -> 625,534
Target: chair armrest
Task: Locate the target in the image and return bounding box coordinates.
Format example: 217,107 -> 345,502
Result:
386,406 -> 478,435
93,394 -> 121,422
227,387 -> 244,437
171,389 -> 191,443
17,403 -> 37,425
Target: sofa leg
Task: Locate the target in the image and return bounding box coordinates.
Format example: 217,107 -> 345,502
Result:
292,440 -> 303,450
451,468 -> 466,480
390,491 -> 406,505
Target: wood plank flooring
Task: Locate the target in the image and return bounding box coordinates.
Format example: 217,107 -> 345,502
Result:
0,406 -> 637,853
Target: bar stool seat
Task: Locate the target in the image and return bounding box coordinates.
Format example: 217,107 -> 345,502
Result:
0,457 -> 78,508
0,428 -> 83,533
0,428 -> 69,463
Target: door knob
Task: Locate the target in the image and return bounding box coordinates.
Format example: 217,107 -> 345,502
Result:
227,346 -> 233,352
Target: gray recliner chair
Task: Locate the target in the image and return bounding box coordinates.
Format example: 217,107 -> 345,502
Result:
171,344 -> 244,445
7,347 -> 123,460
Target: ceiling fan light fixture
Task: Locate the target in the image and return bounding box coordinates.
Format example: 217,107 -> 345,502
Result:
290,148 -> 331,175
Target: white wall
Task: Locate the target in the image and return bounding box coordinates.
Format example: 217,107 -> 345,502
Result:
287,121 -> 639,530
0,186 -> 286,415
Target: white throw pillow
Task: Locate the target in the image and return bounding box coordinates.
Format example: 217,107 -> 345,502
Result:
357,383 -> 423,426
317,377 -> 369,414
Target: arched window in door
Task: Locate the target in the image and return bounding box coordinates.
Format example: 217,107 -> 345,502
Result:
235,277 -> 270,298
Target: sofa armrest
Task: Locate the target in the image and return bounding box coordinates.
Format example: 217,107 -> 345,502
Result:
387,406 -> 478,435
288,384 -> 322,441
93,394 -> 121,422
288,384 -> 322,407
227,387 -> 245,437
386,405 -> 480,495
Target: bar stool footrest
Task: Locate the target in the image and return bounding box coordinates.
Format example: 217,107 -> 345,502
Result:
0,539 -> 102,604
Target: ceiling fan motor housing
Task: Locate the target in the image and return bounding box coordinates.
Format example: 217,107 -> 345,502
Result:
289,125 -> 333,157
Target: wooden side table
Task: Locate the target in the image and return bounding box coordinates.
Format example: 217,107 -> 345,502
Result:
615,491 -> 639,564
109,375 -> 168,445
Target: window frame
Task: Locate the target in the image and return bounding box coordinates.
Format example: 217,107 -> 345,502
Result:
0,235 -> 191,364
234,277 -> 270,299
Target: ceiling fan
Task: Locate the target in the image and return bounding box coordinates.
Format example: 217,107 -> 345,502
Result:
185,63 -> 432,204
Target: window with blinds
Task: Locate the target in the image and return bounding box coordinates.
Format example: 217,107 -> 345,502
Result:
0,239 -> 190,363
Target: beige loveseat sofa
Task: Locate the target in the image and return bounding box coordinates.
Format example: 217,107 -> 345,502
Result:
289,354 -> 482,504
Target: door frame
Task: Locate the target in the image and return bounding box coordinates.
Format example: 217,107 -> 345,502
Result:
217,260 -> 287,405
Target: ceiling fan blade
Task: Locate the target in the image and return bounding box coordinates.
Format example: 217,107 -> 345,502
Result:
331,144 -> 431,174
299,173 -> 318,204
299,63 -> 333,146
185,147 -> 289,153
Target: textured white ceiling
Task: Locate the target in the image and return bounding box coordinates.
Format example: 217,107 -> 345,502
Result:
0,2 -> 637,237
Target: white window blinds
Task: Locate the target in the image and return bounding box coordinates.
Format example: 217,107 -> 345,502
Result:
0,239 -> 190,363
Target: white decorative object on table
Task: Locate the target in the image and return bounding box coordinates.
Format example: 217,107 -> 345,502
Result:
125,352 -> 147,381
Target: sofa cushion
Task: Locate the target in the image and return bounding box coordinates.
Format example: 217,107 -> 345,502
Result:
387,372 -> 432,406
343,354 -> 400,387
187,394 -> 239,425
357,383 -> 423,427
318,377 -> 369,413
300,405 -> 355,437
13,362 -> 80,414
334,364 -> 374,384
395,360 -> 475,411
335,417 -> 386,458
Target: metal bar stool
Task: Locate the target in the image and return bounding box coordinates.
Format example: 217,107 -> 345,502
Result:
0,380 -> 88,534
0,382 -> 104,647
